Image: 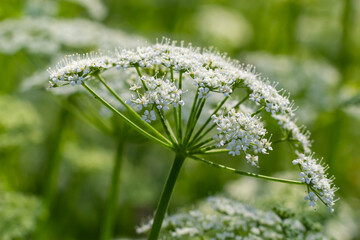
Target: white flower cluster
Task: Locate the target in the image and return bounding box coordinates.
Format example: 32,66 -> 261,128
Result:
0,17 -> 143,55
239,66 -> 313,155
114,43 -> 237,98
48,40 -> 336,211
293,153 -> 337,213
48,53 -> 115,88
272,113 -> 312,153
212,109 -> 272,167
126,76 -> 184,122
244,52 -> 339,113
113,41 -> 310,155
137,196 -> 328,240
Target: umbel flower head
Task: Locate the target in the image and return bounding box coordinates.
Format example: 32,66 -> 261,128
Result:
48,39 -> 337,213
137,196 -> 329,240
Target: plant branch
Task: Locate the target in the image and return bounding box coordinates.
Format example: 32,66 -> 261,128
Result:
184,97 -> 207,145
188,96 -> 229,146
148,154 -> 186,240
94,73 -> 170,144
190,155 -> 304,185
82,83 -> 173,150
177,72 -> 183,143
100,134 -> 125,240
190,94 -> 249,146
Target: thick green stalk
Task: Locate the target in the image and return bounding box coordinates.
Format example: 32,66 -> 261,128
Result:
148,154 -> 186,240
34,107 -> 68,240
100,135 -> 125,240
43,108 -> 68,210
190,155 -> 304,185
82,83 -> 173,150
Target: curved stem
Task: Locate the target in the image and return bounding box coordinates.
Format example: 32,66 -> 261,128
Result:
82,83 -> 173,150
148,154 -> 186,240
251,106 -> 265,117
94,73 -> 170,144
100,135 -> 125,240
190,155 -> 304,185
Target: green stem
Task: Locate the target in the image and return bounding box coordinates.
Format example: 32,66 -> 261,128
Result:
190,123 -> 216,147
34,107 -> 68,240
94,73 -> 170,144
56,96 -> 112,135
189,96 -> 229,146
156,109 -> 177,145
190,155 -> 304,185
233,94 -> 249,109
189,137 -> 214,150
193,144 -> 218,154
135,66 -> 149,91
82,83 -> 173,150
251,106 -> 265,117
100,135 -> 125,240
148,154 -> 186,240
184,98 -> 206,145
194,148 -> 230,154
43,108 -> 68,210
170,68 -> 179,139
177,72 -> 183,143
190,94 -> 249,146
132,67 -> 177,145
184,90 -> 199,143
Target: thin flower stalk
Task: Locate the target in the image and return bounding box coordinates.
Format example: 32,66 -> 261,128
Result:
100,132 -> 125,240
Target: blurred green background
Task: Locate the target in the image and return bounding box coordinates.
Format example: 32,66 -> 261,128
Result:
0,0 -> 359,239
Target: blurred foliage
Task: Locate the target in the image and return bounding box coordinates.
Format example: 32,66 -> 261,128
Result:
0,191 -> 43,240
0,95 -> 42,150
0,0 -> 359,239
